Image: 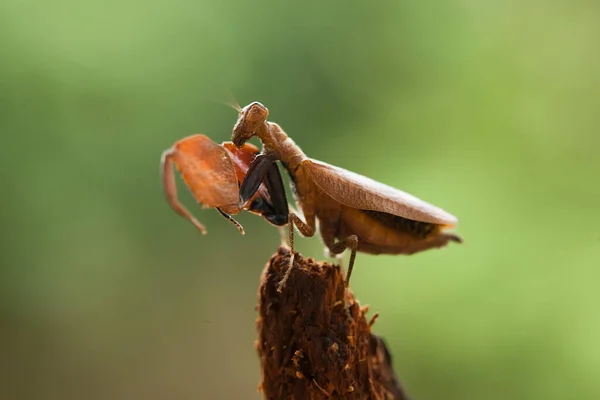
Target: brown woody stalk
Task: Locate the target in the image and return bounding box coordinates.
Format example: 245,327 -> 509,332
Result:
256,246 -> 412,400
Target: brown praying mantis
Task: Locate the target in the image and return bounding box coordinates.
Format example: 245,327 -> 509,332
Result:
231,102 -> 462,289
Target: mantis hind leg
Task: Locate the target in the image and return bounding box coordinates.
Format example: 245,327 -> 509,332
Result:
277,211 -> 315,292
325,234 -> 359,322
328,235 -> 359,286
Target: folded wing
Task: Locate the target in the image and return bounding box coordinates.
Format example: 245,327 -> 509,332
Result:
303,159 -> 458,226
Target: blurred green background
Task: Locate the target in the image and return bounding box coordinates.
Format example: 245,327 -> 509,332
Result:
1,0 -> 599,399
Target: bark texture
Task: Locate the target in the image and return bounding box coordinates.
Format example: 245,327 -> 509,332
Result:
256,246 -> 411,400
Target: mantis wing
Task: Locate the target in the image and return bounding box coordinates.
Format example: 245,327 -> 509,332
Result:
303,158 -> 458,226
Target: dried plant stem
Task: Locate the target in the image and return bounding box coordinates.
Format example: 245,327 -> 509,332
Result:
255,246 -> 411,400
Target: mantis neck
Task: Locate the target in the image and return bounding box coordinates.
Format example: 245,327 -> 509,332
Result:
257,122 -> 306,171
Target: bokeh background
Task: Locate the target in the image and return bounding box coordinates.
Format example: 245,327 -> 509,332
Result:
1,0 -> 599,399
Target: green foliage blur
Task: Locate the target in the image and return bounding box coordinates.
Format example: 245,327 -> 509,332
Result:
1,0 -> 599,399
